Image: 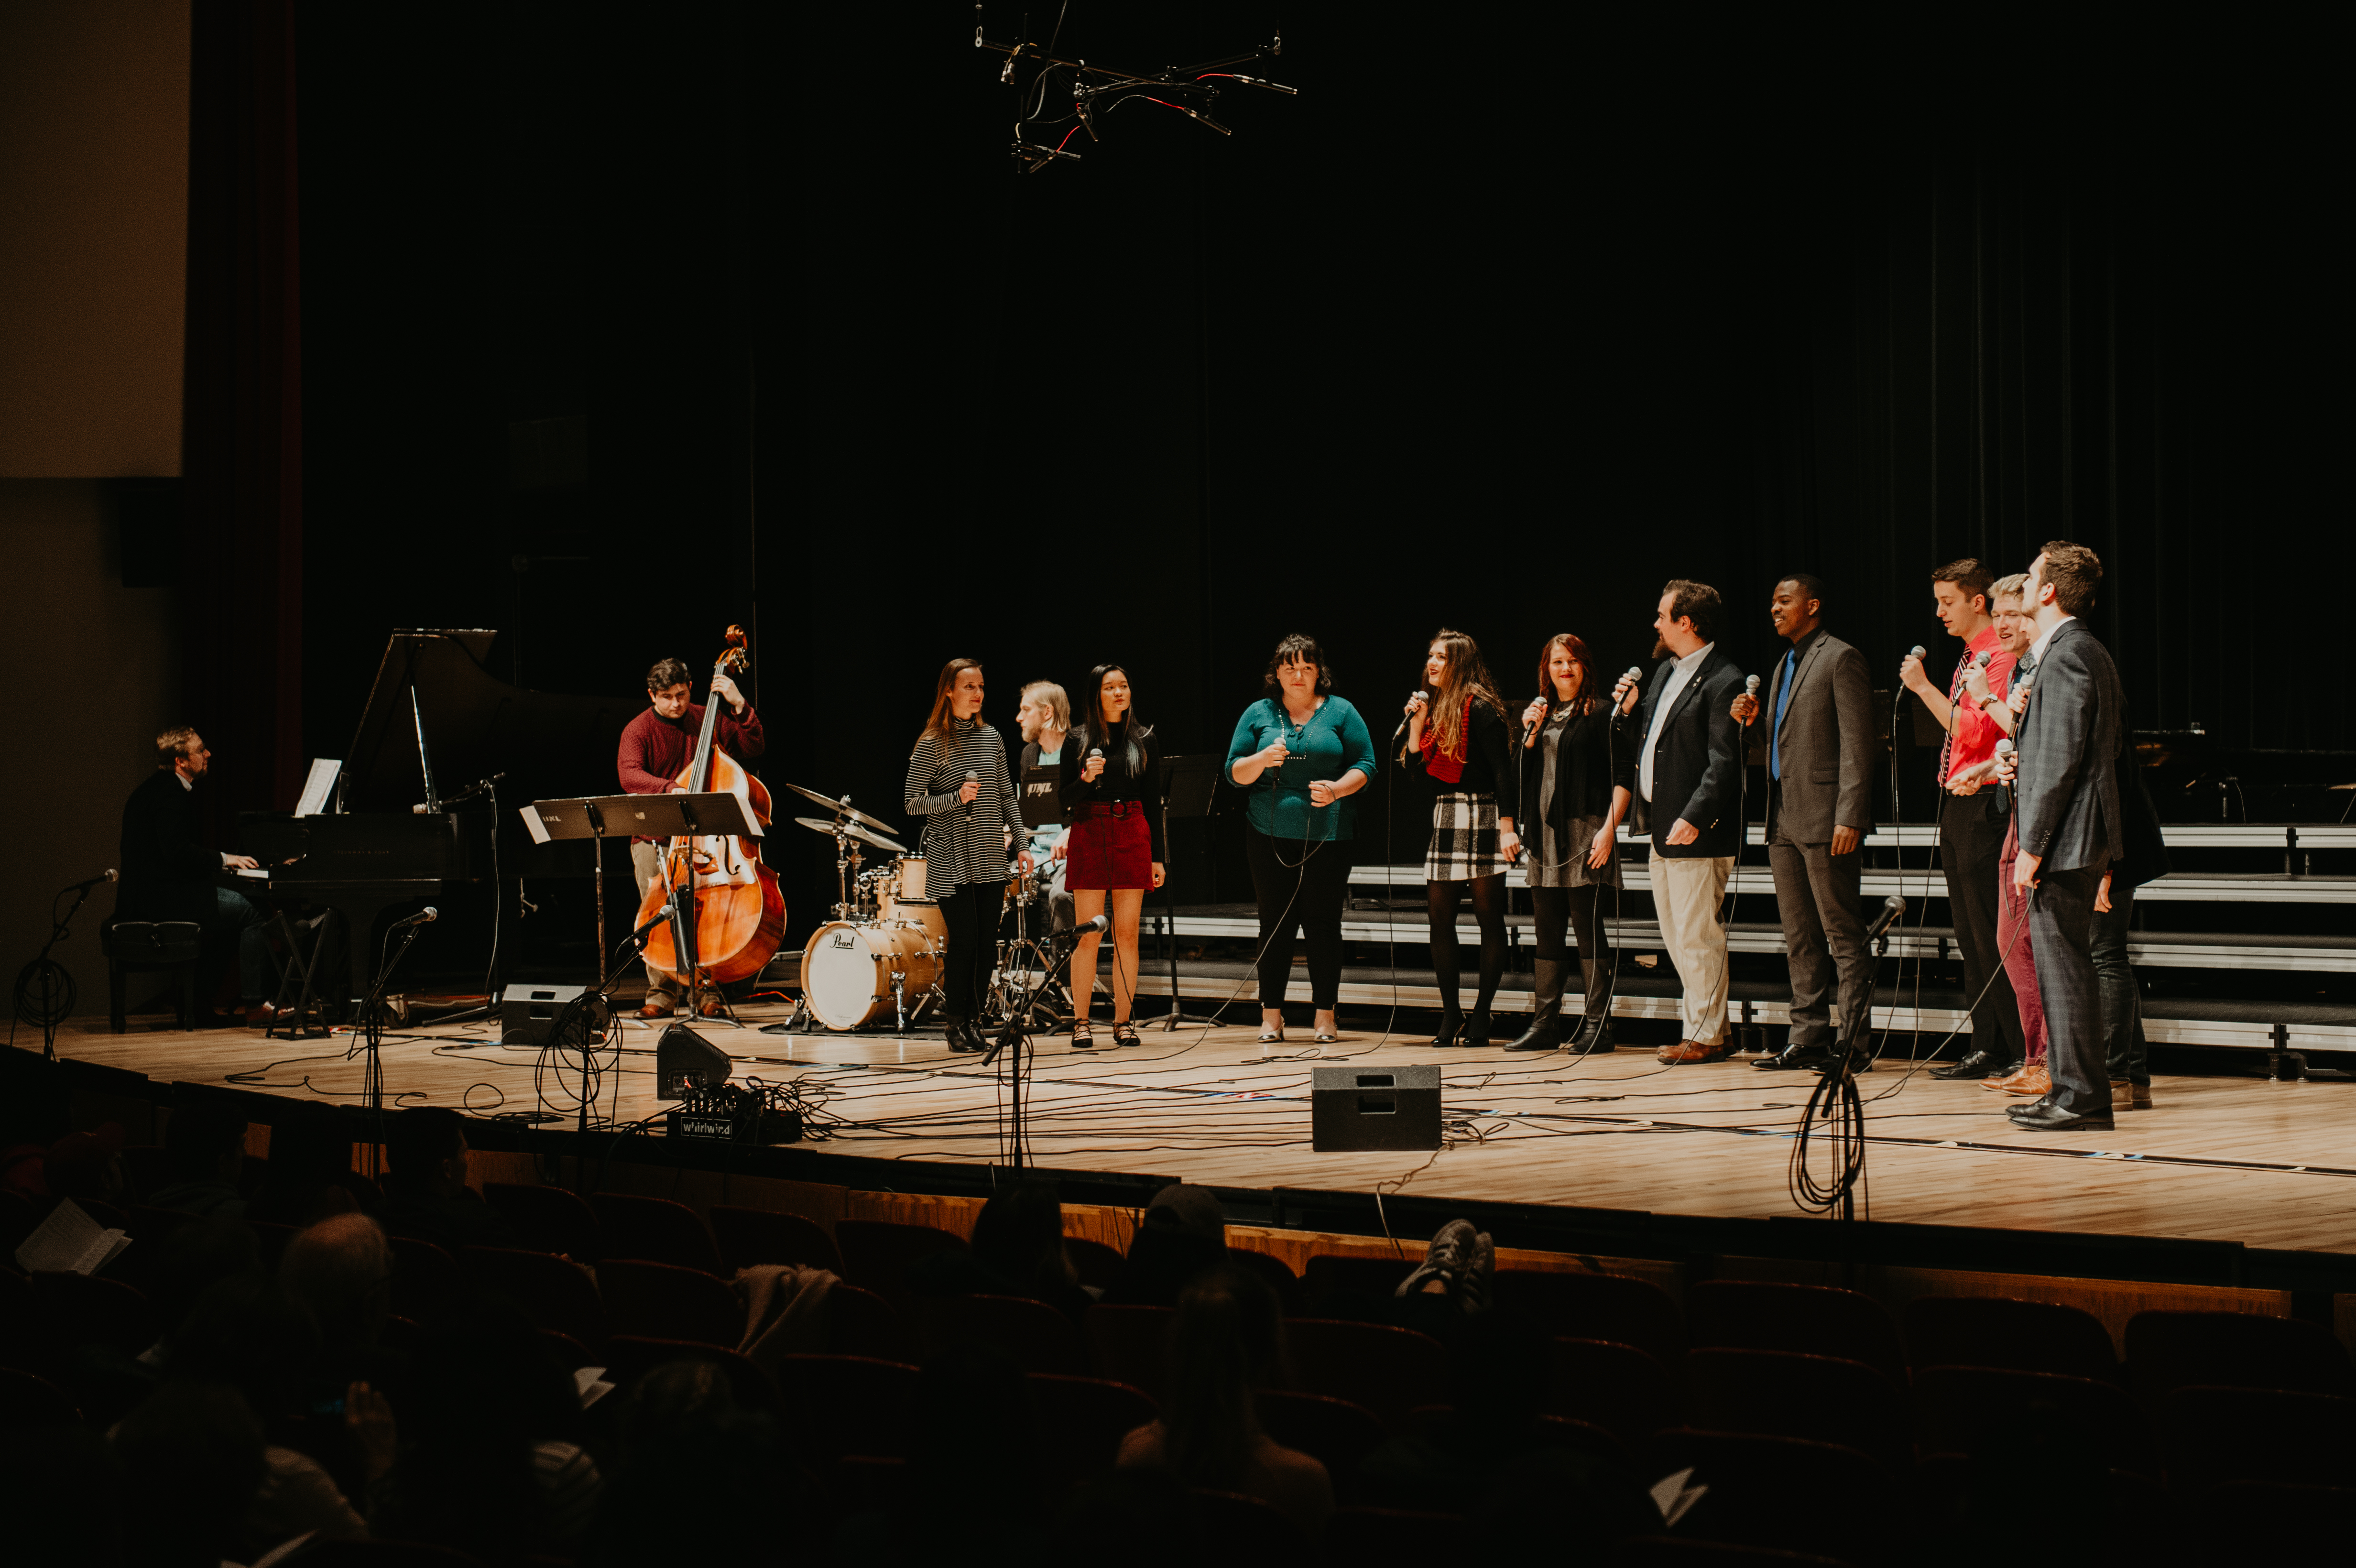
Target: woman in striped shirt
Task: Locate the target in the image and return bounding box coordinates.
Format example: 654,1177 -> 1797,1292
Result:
905,659 -> 1032,1053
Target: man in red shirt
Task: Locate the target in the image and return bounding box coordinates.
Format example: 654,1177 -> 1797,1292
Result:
616,657 -> 765,1018
1899,559 -> 2023,1081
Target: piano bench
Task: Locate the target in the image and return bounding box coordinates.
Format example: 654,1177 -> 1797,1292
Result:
100,920 -> 204,1034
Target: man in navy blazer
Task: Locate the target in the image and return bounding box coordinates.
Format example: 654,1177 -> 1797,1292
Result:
1613,580 -> 1748,1065
2006,541 -> 2125,1131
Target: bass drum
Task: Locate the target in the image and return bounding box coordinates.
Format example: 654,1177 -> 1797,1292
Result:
800,920 -> 942,1031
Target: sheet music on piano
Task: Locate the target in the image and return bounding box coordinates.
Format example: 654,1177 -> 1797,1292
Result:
294,758 -> 343,817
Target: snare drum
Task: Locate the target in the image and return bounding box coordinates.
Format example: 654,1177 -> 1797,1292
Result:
800,920 -> 942,1030
876,855 -> 949,945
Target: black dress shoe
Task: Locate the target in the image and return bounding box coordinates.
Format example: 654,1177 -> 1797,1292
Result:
1571,1017 -> 1616,1055
1460,1009 -> 1493,1049
944,1018 -> 984,1053
1503,1013 -> 1565,1052
2006,1100 -> 2114,1132
1931,1048 -> 2009,1080
1755,1044 -> 1836,1071
1429,1008 -> 1466,1048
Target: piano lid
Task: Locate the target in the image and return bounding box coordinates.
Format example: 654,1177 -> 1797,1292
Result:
342,630 -> 636,813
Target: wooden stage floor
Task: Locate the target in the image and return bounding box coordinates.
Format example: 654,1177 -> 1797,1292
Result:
51,1005 -> 2356,1257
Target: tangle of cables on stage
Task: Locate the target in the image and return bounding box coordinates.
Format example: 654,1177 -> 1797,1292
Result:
974,4 -> 1296,174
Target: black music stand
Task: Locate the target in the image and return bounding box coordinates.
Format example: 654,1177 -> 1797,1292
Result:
523,792 -> 761,1022
1156,755 -> 1223,1030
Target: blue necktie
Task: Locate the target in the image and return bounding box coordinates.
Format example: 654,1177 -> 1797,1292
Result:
1770,647 -> 1797,781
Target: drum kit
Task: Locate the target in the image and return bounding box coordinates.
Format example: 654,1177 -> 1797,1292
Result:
777,781 -> 1070,1035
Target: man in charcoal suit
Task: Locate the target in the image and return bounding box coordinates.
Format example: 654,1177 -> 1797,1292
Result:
1730,575 -> 1880,1073
1612,579 -> 1749,1066
2004,542 -> 2124,1131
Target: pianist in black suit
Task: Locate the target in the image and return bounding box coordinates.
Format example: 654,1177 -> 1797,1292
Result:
119,727 -> 273,1018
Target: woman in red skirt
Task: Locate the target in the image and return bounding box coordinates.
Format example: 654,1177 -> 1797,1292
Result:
1059,664 -> 1165,1048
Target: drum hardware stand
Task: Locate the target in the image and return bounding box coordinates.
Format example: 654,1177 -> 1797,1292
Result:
985,862 -> 1071,1033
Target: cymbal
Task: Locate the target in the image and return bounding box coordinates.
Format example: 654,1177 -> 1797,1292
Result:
792,815 -> 908,854
780,781 -> 899,835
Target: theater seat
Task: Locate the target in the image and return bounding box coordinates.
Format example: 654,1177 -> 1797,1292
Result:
709,1205 -> 842,1275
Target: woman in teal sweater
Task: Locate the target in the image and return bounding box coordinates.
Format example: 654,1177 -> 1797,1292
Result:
1225,634 -> 1379,1044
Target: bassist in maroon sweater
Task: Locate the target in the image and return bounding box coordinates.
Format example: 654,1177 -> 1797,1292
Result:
616,657 -> 765,1018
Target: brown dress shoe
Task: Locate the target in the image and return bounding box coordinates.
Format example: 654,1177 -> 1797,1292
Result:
1664,1038 -> 1733,1065
1657,1040 -> 1691,1064
1983,1061 -> 2037,1092
1996,1063 -> 2052,1097
637,1000 -> 676,1020
2112,1080 -> 2153,1109
698,998 -> 727,1019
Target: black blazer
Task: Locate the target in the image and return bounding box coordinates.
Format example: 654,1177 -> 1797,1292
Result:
119,770 -> 219,923
2016,619 -> 2125,874
1617,647 -> 1748,859
1515,699 -> 1633,846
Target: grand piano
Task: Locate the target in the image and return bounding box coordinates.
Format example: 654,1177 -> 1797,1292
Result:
239,631 -> 633,1009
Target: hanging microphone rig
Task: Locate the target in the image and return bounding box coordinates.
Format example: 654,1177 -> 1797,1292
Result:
974,5 -> 1296,174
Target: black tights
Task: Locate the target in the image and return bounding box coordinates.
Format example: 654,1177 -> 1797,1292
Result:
1427,873 -> 1508,1015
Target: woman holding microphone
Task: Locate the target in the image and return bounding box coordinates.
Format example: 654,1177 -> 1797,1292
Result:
905,659 -> 1032,1053
1227,634 -> 1378,1045
1059,664 -> 1164,1049
1401,629 -> 1519,1048
1508,633 -> 1633,1053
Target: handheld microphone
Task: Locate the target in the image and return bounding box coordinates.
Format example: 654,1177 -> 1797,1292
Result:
1521,697 -> 1547,748
1391,689 -> 1428,743
394,906 -> 439,928
1995,738 -> 2017,803
65,869 -> 119,893
1909,644 -> 1927,662
1976,649 -> 1994,668
1863,894 -> 1905,944
961,769 -> 977,819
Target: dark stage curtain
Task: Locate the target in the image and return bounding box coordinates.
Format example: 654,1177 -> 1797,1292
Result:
1728,153 -> 2350,757
182,0 -> 303,822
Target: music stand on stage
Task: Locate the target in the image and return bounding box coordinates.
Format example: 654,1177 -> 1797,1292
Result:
1156,755 -> 1223,1030
523,792 -> 761,1024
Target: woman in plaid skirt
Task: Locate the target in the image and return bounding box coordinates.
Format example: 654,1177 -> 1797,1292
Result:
1399,629 -> 1521,1046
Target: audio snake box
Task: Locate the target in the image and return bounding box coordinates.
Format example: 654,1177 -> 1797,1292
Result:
1311,1065 -> 1441,1152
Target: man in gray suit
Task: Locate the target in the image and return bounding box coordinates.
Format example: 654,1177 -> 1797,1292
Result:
1731,575 -> 1879,1073
2005,541 -> 2124,1131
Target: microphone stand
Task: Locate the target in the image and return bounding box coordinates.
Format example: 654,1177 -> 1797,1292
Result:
17,878 -> 105,1061
355,915 -> 434,1161
981,920 -> 1098,1170
536,907 -> 672,1136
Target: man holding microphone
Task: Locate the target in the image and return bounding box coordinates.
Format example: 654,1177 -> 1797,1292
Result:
1614,581 -> 1747,1066
1901,559 -> 2026,1082
1731,575 -> 1878,1072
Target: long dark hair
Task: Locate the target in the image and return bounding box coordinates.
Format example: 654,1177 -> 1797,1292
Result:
1161,1265 -> 1287,1487
919,658 -> 982,745
1535,632 -> 1601,719
1405,627 -> 1506,763
1071,663 -> 1147,775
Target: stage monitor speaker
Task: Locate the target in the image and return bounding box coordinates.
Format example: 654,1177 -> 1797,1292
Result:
1311,1065 -> 1440,1152
498,982 -> 607,1046
656,1024 -> 734,1100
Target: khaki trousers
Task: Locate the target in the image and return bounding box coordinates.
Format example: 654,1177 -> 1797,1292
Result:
1649,849 -> 1734,1045
630,841 -> 683,1002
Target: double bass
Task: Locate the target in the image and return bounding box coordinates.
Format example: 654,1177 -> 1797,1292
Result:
635,627 -> 788,992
